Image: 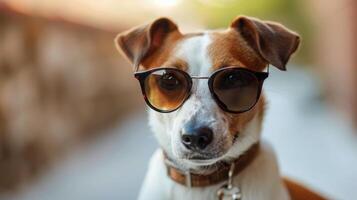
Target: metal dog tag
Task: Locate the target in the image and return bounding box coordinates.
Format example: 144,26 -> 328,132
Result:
217,184 -> 241,200
216,163 -> 242,200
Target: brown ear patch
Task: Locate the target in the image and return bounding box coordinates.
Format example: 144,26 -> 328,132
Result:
231,16 -> 301,70
140,31 -> 184,69
115,17 -> 182,70
208,30 -> 268,72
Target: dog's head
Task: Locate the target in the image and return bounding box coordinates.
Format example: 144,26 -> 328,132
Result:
115,16 -> 300,171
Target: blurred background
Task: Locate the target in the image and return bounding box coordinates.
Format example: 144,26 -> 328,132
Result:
0,0 -> 356,199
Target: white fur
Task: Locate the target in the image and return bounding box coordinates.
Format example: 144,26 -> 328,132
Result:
149,33 -> 232,170
142,33 -> 289,200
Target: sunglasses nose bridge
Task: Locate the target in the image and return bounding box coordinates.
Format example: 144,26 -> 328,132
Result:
187,77 -> 215,105
189,76 -> 210,89
190,76 -> 210,79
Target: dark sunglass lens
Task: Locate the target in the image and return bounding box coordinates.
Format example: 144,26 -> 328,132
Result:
144,69 -> 190,111
213,69 -> 260,112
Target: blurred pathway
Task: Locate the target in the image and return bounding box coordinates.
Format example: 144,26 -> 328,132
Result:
2,67 -> 357,200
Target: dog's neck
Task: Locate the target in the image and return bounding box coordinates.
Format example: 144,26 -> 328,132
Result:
163,143 -> 260,187
138,142 -> 290,200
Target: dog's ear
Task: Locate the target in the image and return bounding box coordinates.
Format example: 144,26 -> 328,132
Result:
230,16 -> 300,71
115,17 -> 179,68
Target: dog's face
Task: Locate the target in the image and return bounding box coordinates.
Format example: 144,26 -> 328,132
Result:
116,16 -> 299,171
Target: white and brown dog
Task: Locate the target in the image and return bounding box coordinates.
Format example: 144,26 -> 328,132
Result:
115,16 -> 325,200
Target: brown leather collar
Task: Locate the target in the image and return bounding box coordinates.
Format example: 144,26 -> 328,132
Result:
164,143 -> 260,187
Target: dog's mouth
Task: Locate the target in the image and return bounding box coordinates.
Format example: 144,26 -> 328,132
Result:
185,158 -> 220,166
182,153 -> 229,170
180,151 -> 212,161
189,155 -> 211,160
185,153 -> 217,161
181,132 -> 240,167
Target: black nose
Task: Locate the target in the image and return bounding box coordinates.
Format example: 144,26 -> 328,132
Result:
181,127 -> 213,150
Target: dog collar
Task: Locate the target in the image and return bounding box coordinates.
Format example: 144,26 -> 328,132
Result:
163,143 -> 260,187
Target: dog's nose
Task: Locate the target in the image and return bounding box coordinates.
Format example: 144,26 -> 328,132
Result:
181,127 -> 213,150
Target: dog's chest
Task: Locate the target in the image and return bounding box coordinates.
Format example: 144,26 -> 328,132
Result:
170,184 -> 221,200
169,182 -> 247,200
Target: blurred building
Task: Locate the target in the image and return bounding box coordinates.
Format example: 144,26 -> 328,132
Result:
0,3 -> 140,191
309,0 -> 357,127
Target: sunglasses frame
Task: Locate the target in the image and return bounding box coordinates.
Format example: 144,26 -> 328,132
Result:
134,66 -> 269,114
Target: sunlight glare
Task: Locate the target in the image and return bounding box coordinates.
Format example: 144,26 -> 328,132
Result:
153,0 -> 180,8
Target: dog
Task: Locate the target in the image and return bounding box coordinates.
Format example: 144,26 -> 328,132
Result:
115,16 -> 325,200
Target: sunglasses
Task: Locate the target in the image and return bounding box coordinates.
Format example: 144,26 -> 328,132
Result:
134,66 -> 268,113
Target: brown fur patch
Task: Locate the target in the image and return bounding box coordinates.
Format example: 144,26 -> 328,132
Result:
284,178 -> 327,200
208,29 -> 267,71
227,96 -> 266,136
141,32 -> 204,71
141,31 -> 183,69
